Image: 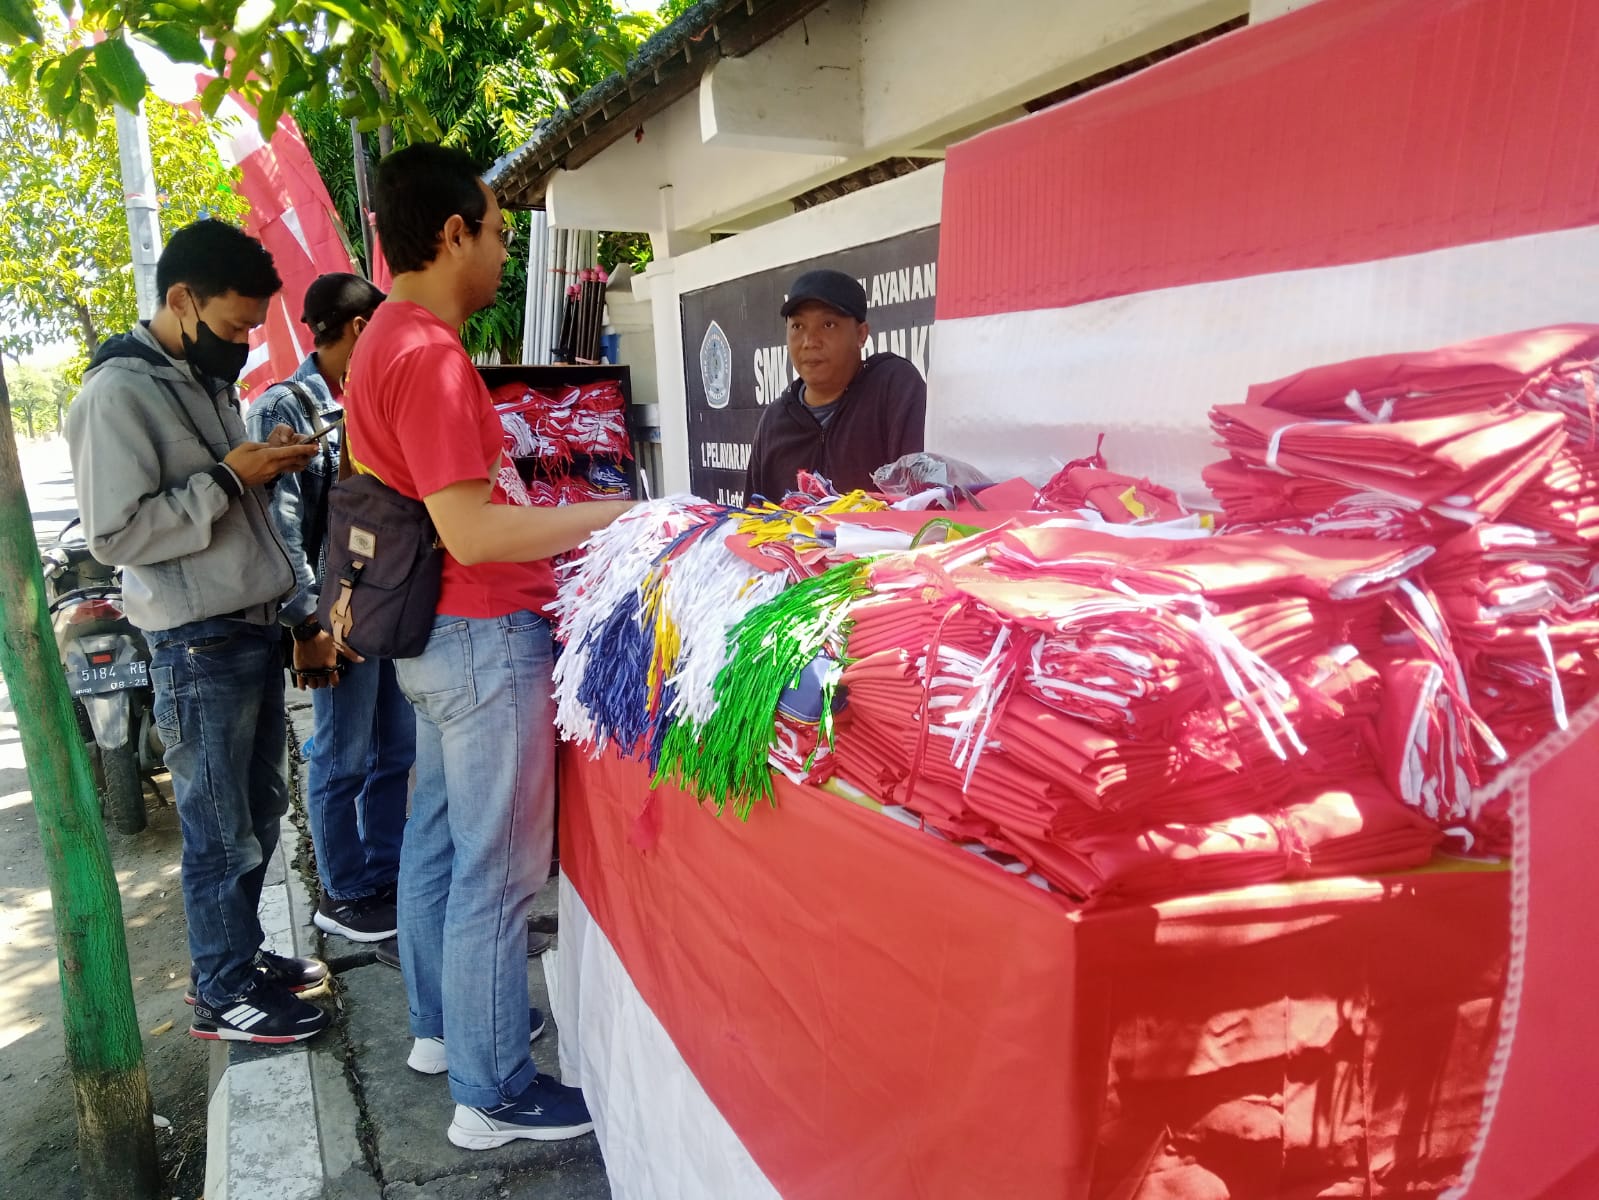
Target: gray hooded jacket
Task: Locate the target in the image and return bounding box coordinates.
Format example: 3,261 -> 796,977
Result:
64,322 -> 296,633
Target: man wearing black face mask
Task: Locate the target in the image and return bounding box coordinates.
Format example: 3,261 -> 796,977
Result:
65,219 -> 331,1045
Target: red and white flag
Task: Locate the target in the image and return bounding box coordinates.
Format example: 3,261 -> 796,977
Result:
202,92 -> 357,398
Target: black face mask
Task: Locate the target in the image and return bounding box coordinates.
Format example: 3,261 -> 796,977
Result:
182,315 -> 251,385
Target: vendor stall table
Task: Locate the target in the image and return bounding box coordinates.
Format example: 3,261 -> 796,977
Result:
554,750 -> 1509,1200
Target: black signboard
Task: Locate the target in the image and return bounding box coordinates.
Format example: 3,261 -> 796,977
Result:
680,225 -> 941,505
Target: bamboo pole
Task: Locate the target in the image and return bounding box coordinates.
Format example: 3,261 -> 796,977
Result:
0,362 -> 159,1199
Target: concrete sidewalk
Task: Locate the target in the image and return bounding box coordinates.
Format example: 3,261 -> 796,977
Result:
204,694 -> 610,1199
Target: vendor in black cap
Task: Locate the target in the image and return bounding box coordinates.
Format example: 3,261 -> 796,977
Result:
744,267 -> 926,500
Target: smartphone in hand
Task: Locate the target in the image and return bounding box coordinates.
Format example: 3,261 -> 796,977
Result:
304,411 -> 345,444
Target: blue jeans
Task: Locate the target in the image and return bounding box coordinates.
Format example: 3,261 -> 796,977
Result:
307,657 -> 414,901
148,618 -> 289,1005
394,611 -> 557,1108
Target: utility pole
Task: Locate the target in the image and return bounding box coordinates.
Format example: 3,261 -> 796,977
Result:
114,95 -> 162,318
350,119 -> 375,275
0,366 -> 160,1198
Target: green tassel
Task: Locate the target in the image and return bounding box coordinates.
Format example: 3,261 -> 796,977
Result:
655,559 -> 873,818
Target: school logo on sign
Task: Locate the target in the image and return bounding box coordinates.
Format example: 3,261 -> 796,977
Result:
699,321 -> 732,410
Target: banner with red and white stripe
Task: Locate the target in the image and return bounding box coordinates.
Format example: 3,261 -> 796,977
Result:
930,0 -> 1599,508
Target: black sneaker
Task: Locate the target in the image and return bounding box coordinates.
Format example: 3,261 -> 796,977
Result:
314,892 -> 398,942
447,1074 -> 594,1149
256,949 -> 329,992
190,978 -> 331,1044
184,950 -> 329,1005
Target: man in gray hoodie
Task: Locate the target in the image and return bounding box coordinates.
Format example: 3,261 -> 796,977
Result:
65,219 -> 330,1044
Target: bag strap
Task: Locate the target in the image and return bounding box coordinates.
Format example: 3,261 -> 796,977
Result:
284,381 -> 339,477
327,561 -> 363,653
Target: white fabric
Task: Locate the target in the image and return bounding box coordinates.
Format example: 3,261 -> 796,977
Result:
549,876 -> 784,1200
928,223 -> 1599,505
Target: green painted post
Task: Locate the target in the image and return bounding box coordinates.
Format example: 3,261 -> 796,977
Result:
0,362 -> 160,1198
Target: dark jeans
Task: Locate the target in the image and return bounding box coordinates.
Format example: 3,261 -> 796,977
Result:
149,618 -> 289,1005
306,656 -> 414,901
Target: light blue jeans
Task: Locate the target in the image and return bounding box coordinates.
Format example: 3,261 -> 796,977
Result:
307,656 -> 414,901
394,611 -> 556,1108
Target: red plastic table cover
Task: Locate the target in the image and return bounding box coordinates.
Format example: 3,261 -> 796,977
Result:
559,749 -> 1509,1199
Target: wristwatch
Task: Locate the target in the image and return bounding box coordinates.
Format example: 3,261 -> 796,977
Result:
291,618 -> 323,642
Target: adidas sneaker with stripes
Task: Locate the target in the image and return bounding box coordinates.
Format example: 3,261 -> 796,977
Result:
191,979 -> 330,1044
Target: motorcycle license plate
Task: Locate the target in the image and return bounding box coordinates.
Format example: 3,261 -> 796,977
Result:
71,661 -> 149,695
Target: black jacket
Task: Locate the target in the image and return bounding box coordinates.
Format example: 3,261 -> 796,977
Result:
744,353 -> 926,500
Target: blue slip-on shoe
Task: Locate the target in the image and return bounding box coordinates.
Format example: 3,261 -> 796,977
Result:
447,1073 -> 594,1149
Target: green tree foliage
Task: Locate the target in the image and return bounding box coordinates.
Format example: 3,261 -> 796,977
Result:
0,0 -> 658,142
295,0 -> 659,361
0,64 -> 247,380
6,363 -> 54,438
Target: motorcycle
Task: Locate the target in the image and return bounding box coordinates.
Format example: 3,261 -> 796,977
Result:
40,519 -> 162,834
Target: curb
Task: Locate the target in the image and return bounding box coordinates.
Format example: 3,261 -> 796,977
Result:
203,706 -> 377,1199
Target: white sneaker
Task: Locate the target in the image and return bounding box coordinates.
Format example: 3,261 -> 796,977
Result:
407,1007 -> 547,1075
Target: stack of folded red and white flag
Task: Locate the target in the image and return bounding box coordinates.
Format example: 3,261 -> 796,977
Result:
828,525 -> 1443,902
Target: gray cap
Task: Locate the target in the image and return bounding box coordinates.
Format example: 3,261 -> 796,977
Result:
780,269 -> 867,322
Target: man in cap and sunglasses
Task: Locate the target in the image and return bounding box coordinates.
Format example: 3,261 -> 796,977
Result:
246,273 -> 412,945
744,267 -> 926,501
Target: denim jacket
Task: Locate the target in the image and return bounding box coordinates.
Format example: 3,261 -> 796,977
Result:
245,355 -> 342,624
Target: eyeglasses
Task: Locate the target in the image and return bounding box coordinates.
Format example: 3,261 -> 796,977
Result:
466,217 -> 516,249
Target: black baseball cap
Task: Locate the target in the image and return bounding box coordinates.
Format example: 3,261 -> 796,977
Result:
780,269 -> 868,323
301,272 -> 386,341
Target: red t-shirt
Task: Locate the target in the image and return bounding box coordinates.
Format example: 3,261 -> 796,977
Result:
344,301 -> 555,618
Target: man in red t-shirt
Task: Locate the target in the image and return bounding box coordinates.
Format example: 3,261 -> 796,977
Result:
343,143 -> 631,1149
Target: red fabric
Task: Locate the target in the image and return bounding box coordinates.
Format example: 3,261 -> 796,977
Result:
369,218 -> 393,291
1247,326 -> 1599,419
1209,403 -> 1566,521
1468,724 -> 1599,1199
209,96 -> 358,400
1036,465 -> 1190,523
345,301 -> 555,617
561,749 -> 1509,1199
937,0 -> 1599,319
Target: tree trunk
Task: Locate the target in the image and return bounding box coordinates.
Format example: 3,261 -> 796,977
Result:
75,301 -> 100,361
0,360 -> 161,1200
